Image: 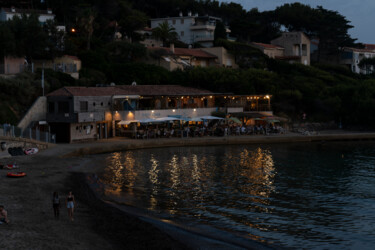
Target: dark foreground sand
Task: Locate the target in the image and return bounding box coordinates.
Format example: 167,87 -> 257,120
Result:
0,145 -> 186,250
2,132 -> 374,250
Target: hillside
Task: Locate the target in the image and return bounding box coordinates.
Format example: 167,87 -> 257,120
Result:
0,0 -> 374,127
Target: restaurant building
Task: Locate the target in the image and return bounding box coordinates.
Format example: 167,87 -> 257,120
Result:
44,85 -> 272,142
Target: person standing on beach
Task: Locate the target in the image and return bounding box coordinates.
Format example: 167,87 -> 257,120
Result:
66,191 -> 76,221
52,192 -> 61,219
0,205 -> 9,224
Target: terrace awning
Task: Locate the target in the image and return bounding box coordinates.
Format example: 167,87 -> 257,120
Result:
198,116 -> 224,120
228,117 -> 242,124
155,117 -> 181,122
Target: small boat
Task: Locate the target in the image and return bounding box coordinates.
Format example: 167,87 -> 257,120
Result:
7,172 -> 26,178
24,148 -> 38,155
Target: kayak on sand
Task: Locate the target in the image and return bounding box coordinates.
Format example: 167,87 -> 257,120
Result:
7,172 -> 26,178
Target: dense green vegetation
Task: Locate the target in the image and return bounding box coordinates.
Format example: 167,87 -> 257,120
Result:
0,0 -> 374,128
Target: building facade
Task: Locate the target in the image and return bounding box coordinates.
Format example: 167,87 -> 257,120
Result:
150,12 -> 230,47
0,7 -> 55,24
250,43 -> 285,59
0,56 -> 25,75
340,47 -> 375,74
271,32 -> 311,65
41,85 -> 272,142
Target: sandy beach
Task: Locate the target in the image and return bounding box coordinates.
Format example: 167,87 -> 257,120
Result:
1,131 -> 375,250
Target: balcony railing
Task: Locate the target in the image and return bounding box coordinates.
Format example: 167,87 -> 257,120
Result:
190,24 -> 216,31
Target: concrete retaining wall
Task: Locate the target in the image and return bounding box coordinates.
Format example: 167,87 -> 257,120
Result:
17,96 -> 47,131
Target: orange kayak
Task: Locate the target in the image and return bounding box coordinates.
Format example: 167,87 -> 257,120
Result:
7,172 -> 26,178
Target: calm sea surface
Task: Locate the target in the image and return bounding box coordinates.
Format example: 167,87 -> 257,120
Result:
98,142 -> 375,249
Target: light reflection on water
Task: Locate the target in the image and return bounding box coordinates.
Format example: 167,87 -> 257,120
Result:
99,143 -> 375,249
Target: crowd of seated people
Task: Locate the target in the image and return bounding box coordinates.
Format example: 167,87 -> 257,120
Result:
127,123 -> 285,139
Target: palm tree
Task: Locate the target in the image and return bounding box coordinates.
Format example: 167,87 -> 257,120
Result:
152,22 -> 178,47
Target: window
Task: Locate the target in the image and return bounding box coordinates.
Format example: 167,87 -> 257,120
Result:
172,19 -> 176,25
58,102 -> 69,113
181,19 -> 184,24
80,101 -> 88,112
302,44 -> 307,56
180,31 -> 184,37
48,102 -> 55,114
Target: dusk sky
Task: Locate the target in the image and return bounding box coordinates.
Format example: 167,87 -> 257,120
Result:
219,0 -> 374,44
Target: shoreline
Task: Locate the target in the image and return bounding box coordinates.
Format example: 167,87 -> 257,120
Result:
1,131 -> 375,249
63,131 -> 375,157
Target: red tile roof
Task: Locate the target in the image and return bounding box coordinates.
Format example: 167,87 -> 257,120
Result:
174,48 -> 217,58
364,44 -> 375,50
47,85 -> 214,97
148,47 -> 217,58
252,43 -> 284,49
343,47 -> 375,53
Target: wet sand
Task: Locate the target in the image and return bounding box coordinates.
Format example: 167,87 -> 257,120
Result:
1,132 -> 374,249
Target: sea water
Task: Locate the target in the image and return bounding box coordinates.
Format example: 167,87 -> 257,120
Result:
98,142 -> 375,249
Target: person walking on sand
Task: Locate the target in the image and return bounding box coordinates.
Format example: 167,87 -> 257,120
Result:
52,192 -> 61,219
66,191 -> 76,221
0,205 -> 10,224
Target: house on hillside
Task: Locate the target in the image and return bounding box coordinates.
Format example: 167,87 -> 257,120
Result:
146,45 -> 237,71
150,12 -> 231,47
200,47 -> 238,68
0,7 -> 55,24
0,56 -> 26,75
34,55 -> 82,79
137,27 -> 163,47
271,32 -> 311,65
21,85 -> 272,142
340,47 -> 375,74
250,43 -> 285,59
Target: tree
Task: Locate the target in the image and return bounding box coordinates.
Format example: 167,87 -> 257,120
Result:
118,1 -> 148,42
358,57 -> 375,75
0,23 -> 16,58
43,20 -> 65,59
152,22 -> 178,47
105,41 -> 147,63
274,3 -> 356,62
214,20 -> 226,43
77,7 -> 97,50
8,14 -> 49,61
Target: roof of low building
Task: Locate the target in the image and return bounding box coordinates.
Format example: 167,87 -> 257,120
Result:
149,47 -> 217,58
47,85 -> 215,97
364,44 -> 375,50
343,47 -> 375,53
252,43 -> 284,49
